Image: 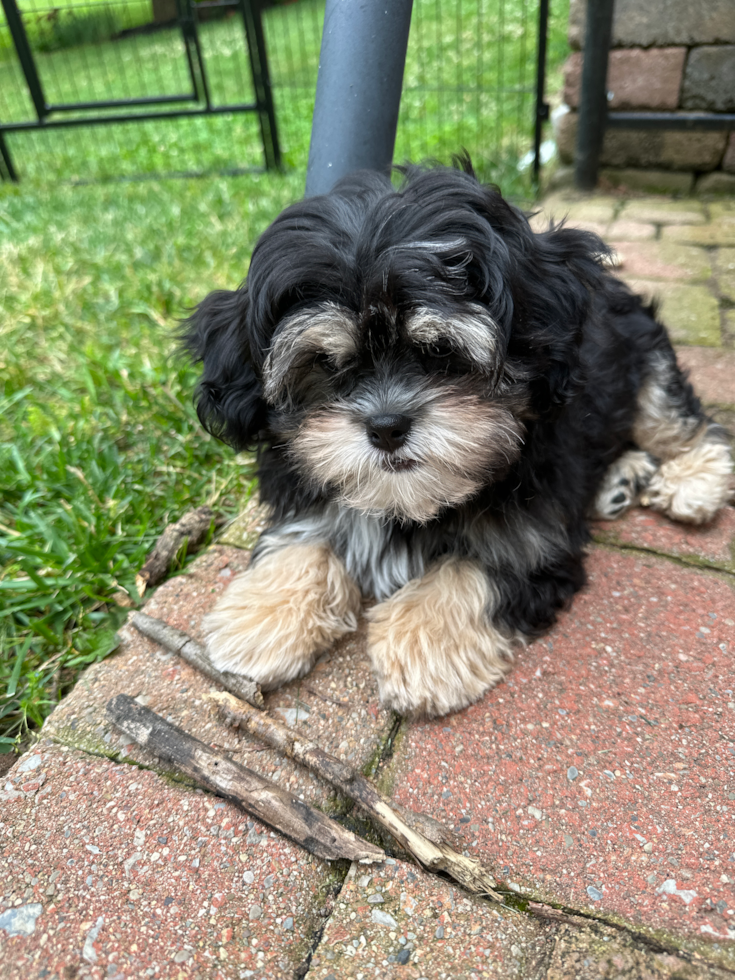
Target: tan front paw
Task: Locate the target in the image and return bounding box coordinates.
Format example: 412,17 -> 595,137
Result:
203,543 -> 361,689
366,558 -> 513,718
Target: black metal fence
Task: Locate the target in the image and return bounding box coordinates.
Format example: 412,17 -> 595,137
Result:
0,0 -> 566,185
0,0 -> 281,180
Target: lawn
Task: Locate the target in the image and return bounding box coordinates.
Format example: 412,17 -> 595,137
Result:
0,0 -> 570,752
0,172 -> 304,750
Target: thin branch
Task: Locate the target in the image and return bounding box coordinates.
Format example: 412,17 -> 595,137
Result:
136,506 -> 224,596
106,694 -> 384,865
129,611 -> 264,708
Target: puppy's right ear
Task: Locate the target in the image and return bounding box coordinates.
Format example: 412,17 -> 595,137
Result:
180,288 -> 268,450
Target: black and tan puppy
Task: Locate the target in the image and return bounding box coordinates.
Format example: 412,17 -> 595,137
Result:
183,159 -> 732,718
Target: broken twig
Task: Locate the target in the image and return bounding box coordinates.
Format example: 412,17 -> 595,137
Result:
207,689 -> 503,902
106,694 -> 384,865
129,611 -> 264,708
136,506 -> 224,596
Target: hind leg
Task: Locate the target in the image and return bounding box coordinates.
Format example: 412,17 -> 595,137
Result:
591,448 -> 658,520
632,351 -> 732,524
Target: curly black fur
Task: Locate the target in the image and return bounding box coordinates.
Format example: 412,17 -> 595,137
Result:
182,158 -> 707,639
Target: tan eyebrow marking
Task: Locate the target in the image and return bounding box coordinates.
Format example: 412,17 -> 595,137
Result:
406,306 -> 498,373
263,302 -> 359,401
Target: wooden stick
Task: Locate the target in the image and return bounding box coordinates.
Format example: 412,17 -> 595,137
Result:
127,614 -> 502,899
136,506 -> 224,596
129,611 -> 264,708
106,694 -> 384,865
527,902 -> 587,925
207,689 -> 503,902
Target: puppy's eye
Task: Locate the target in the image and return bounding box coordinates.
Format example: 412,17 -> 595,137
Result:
312,351 -> 336,371
424,339 -> 452,358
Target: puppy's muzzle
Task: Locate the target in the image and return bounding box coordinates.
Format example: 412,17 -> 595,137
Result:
365,414 -> 412,453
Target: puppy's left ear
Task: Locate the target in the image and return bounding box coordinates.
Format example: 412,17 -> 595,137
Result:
180,287 -> 268,450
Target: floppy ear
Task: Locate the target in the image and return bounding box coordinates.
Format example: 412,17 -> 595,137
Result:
412,172 -> 607,414
180,288 -> 268,450
492,215 -> 609,413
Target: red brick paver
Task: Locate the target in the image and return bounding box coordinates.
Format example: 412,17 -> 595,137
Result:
0,743 -> 332,980
389,549 -> 735,964
676,347 -> 735,408
592,506 -> 735,572
307,860 -> 546,980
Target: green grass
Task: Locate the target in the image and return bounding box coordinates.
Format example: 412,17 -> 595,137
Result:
0,0 -> 570,752
0,172 -> 302,750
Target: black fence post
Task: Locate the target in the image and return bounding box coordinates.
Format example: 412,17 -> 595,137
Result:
1,0 -> 48,121
241,0 -> 282,171
0,131 -> 19,182
533,0 -> 550,183
574,0 -> 614,190
305,0 -> 414,198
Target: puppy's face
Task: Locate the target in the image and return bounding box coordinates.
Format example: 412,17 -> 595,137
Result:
185,165 -> 601,523
261,299 -> 526,523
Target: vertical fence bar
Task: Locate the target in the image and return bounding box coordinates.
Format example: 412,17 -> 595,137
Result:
240,0 -> 281,171
0,0 -> 48,120
306,0 -> 414,197
533,0 -> 549,182
184,0 -> 212,110
0,130 -> 19,181
176,0 -> 202,100
574,0 -> 614,190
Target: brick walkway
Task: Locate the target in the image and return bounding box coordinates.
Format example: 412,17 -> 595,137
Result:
2,192 -> 735,980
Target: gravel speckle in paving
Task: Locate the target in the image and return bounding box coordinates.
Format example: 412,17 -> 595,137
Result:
0,904 -> 43,937
15,755 -> 42,774
371,909 -> 398,928
0,742 -> 334,979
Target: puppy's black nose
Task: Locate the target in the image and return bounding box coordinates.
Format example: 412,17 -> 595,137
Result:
366,414 -> 412,453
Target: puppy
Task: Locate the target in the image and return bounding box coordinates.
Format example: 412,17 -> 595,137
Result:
183,159 -> 732,718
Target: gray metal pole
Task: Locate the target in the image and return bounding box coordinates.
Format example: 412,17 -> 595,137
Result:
305,0 -> 414,198
574,0 -> 615,191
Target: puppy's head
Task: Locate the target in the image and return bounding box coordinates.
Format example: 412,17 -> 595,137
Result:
183,162 -> 605,523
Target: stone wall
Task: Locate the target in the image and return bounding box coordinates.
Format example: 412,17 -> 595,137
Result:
556,0 -> 735,194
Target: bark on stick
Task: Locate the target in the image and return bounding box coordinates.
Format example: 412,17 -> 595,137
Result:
106,694 -> 384,865
136,506 -> 223,596
207,690 -> 502,901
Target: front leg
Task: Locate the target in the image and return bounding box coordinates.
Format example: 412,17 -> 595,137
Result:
366,558 -> 514,718
204,542 -> 361,689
